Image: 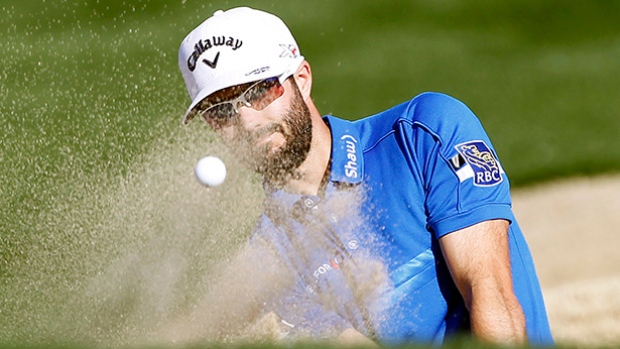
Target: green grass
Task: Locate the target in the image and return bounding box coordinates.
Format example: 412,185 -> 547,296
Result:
0,338 -> 514,349
1,0 -> 619,347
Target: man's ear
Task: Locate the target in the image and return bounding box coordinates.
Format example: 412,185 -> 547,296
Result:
293,61 -> 313,101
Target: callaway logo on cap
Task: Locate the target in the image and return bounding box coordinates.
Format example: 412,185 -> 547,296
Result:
178,7 -> 305,124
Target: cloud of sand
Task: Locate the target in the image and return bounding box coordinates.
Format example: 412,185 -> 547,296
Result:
1,124 -> 277,346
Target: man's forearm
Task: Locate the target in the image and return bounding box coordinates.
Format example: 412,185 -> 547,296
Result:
469,281 -> 527,343
439,219 -> 528,344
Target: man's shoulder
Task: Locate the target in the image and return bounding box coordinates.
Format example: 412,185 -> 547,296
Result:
409,91 -> 475,120
352,92 -> 477,143
411,91 -> 463,105
355,92 -> 470,124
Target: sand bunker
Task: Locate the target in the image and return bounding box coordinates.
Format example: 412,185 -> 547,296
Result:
513,175 -> 620,346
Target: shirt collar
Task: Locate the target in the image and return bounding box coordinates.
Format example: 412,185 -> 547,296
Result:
263,115 -> 364,203
323,115 -> 364,184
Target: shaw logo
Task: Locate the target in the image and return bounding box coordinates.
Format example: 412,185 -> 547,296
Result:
341,134 -> 359,179
187,36 -> 243,71
455,140 -> 503,187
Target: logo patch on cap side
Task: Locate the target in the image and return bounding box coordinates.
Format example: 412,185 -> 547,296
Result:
279,44 -> 299,58
454,140 -> 503,187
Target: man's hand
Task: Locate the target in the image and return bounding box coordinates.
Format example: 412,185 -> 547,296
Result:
337,328 -> 378,347
439,219 -> 527,344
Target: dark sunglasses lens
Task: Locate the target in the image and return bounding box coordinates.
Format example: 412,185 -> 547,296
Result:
201,103 -> 235,127
199,78 -> 282,127
244,79 -> 282,110
243,78 -> 279,107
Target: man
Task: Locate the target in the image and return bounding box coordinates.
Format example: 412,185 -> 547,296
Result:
177,7 -> 554,346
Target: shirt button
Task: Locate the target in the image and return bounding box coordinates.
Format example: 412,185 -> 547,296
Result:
303,197 -> 315,208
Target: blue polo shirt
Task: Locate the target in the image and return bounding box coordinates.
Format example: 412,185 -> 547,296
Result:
250,92 -> 553,345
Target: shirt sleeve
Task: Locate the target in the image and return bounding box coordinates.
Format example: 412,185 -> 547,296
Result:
405,92 -> 514,238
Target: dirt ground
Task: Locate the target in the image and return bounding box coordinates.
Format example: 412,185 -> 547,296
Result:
512,175 -> 620,346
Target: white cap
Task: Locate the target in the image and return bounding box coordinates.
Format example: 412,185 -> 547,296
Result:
178,7 -> 305,124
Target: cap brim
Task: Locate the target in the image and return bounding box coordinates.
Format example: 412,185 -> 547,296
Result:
180,57 -> 304,125
182,110 -> 198,125
181,86 -> 214,125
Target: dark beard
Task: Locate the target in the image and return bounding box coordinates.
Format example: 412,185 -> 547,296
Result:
230,80 -> 313,185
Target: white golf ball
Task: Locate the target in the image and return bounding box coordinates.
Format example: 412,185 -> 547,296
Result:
195,156 -> 227,187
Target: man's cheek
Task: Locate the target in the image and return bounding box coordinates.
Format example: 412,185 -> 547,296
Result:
265,133 -> 287,151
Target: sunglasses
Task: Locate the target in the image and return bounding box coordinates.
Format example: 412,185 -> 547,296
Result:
197,77 -> 285,129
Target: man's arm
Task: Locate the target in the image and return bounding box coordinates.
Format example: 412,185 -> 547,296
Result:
439,219 -> 527,344
336,328 -> 377,347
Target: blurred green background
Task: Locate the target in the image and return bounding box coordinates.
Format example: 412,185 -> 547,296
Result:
1,0 -> 619,347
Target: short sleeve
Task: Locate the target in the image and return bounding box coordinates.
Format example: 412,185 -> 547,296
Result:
406,93 -> 513,237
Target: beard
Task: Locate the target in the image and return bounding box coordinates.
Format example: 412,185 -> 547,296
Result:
227,80 -> 313,185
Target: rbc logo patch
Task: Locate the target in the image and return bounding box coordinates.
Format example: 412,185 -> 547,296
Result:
454,140 -> 503,187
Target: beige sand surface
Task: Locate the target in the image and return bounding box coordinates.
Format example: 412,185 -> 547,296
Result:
513,175 -> 620,346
